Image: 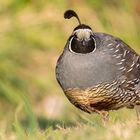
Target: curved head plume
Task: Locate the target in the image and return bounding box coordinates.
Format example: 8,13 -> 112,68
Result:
64,10 -> 81,25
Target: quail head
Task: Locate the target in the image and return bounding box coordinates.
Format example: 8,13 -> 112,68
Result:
56,10 -> 140,122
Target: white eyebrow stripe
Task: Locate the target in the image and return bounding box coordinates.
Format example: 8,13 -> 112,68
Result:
73,29 -> 92,34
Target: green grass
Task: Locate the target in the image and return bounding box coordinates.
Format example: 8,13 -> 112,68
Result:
0,0 -> 140,139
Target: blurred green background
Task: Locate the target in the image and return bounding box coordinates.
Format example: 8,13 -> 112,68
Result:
0,0 -> 140,139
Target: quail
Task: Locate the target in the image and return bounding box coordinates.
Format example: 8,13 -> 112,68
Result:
56,10 -> 140,122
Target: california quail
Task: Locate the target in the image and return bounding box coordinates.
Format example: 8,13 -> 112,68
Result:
56,10 -> 140,122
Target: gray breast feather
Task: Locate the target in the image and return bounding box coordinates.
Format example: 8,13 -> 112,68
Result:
56,50 -> 120,89
56,33 -> 140,91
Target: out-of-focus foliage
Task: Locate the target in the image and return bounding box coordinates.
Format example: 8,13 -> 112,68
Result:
0,0 -> 139,139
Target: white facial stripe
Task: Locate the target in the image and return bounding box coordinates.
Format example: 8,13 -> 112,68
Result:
69,37 -> 76,54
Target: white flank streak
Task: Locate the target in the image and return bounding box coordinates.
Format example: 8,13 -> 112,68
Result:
116,55 -> 122,58
121,59 -> 126,62
123,50 -> 127,57
116,62 -> 123,65
109,48 -> 114,51
119,67 -> 124,70
136,63 -> 140,68
116,44 -> 120,48
114,49 -> 119,53
130,61 -> 135,68
127,68 -> 133,72
108,43 -> 113,46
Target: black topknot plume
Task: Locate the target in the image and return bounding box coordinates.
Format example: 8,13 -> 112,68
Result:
64,10 -> 81,25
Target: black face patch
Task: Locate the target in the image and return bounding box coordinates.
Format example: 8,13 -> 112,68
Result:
70,35 -> 96,54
